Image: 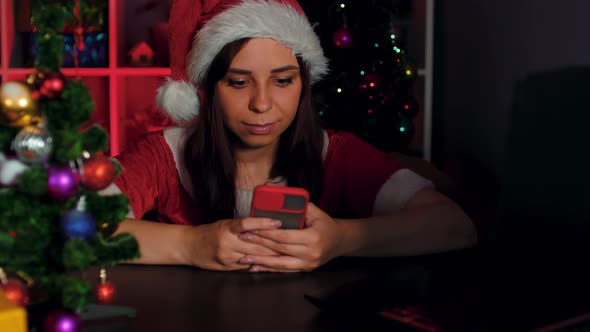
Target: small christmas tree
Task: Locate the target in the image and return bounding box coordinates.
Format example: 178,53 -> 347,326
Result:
301,0 -> 420,152
0,0 -> 139,329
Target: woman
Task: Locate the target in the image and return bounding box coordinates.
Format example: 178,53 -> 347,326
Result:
106,0 -> 477,272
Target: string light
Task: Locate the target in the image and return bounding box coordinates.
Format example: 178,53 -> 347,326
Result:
323,3 -> 418,148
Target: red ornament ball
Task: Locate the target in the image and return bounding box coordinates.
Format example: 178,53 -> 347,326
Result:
39,71 -> 66,100
1,278 -> 29,307
81,154 -> 117,191
96,281 -> 116,303
333,27 -> 353,48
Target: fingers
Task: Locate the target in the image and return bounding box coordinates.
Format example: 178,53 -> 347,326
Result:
239,232 -> 307,256
238,255 -> 309,271
250,228 -> 313,245
235,240 -> 282,256
229,217 -> 281,234
306,202 -> 321,216
223,263 -> 252,271
211,251 -> 252,271
208,232 -> 276,270
249,265 -> 301,273
305,203 -> 326,226
204,219 -> 283,271
209,246 -> 276,271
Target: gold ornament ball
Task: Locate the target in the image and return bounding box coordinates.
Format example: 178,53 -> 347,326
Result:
0,81 -> 41,127
25,70 -> 47,89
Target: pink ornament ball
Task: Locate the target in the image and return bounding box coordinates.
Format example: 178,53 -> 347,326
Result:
333,28 -> 353,48
43,309 -> 82,332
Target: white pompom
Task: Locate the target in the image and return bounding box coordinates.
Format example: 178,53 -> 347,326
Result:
0,158 -> 30,186
156,78 -> 200,124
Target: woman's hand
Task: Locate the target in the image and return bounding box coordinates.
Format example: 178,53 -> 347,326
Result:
186,217 -> 283,271
237,203 -> 344,272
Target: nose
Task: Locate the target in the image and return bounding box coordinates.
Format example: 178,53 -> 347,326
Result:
248,84 -> 272,113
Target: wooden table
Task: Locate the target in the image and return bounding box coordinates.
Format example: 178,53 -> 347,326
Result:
29,248 -> 590,332
81,252 -> 478,332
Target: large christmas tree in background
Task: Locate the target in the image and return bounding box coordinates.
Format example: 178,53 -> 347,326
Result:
300,0 -> 419,152
0,0 -> 139,330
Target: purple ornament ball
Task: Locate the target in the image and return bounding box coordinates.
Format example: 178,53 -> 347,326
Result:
333,28 -> 353,48
43,309 -> 82,332
47,165 -> 79,200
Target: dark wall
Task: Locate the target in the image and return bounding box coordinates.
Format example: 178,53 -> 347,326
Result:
433,0 -> 590,219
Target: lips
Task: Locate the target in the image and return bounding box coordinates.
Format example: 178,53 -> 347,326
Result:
243,122 -> 276,135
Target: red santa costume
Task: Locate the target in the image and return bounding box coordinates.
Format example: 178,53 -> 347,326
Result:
103,0 -> 433,225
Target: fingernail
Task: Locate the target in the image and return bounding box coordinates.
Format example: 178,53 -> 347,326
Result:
239,233 -> 253,240
239,256 -> 253,264
250,265 -> 261,272
271,219 -> 282,227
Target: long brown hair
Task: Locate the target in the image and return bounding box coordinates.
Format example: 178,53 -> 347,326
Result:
184,38 -> 324,223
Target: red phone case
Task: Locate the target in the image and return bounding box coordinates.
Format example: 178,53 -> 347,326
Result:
250,185 -> 309,229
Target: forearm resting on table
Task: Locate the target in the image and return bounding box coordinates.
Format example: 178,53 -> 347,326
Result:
337,194 -> 477,257
115,219 -> 194,265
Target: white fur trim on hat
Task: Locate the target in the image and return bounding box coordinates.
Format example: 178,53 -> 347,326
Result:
188,0 -> 329,86
156,78 -> 200,124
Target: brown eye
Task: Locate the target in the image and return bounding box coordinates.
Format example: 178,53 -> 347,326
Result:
275,78 -> 293,87
227,79 -> 247,88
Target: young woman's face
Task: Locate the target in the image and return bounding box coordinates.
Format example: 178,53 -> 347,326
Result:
216,38 -> 302,150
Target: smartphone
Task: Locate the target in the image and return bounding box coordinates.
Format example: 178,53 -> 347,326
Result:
250,185 -> 309,229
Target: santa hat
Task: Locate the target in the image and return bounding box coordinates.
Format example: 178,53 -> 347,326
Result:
157,0 -> 329,124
